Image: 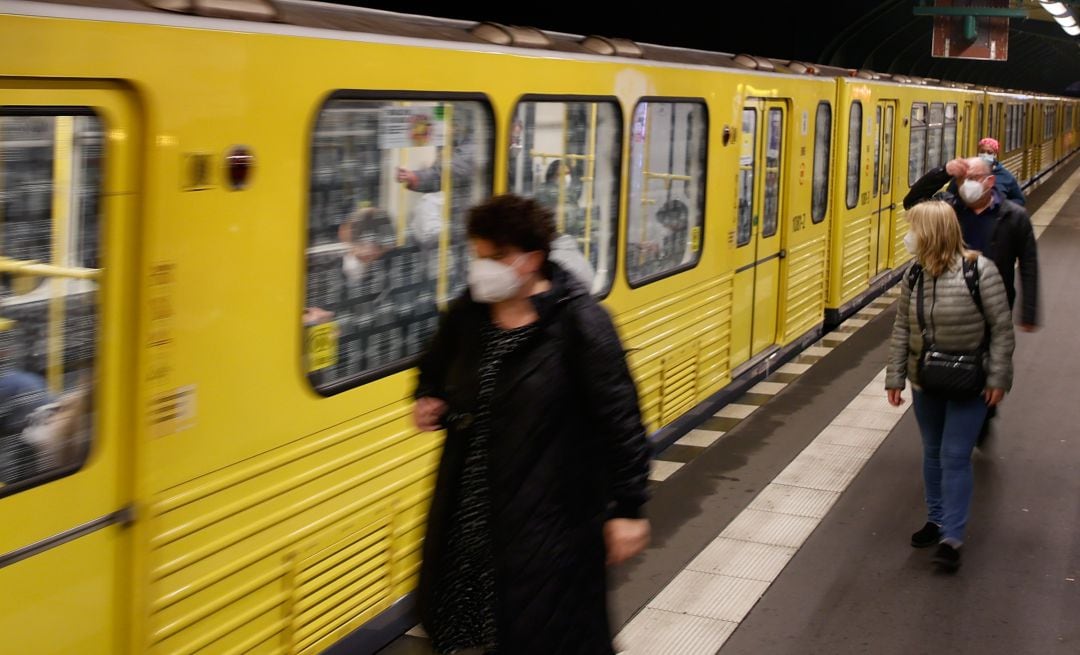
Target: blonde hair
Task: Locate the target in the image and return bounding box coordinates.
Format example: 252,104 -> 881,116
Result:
908,200 -> 976,277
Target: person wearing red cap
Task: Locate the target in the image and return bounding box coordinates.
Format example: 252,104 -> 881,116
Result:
963,137 -> 1026,206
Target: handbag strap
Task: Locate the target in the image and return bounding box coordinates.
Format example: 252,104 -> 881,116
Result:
915,265 -> 933,347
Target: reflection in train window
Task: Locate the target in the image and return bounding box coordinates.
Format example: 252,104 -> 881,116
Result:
908,103 -> 927,186
508,99 -> 621,296
626,101 -> 707,286
762,108 -> 783,238
926,102 -> 945,171
0,112 -> 100,494
304,96 -> 493,394
944,103 -> 957,163
846,101 -> 862,209
873,105 -> 881,197
812,102 -> 831,223
737,108 -> 757,247
881,104 -> 894,197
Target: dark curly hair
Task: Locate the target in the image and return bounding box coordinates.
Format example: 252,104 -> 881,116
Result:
466,193 -> 556,257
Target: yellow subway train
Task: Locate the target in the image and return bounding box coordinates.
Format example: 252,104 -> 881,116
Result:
1,1 -> 1077,653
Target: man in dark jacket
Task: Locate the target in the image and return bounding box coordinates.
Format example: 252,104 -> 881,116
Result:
938,138 -> 1024,206
903,156 -> 1038,330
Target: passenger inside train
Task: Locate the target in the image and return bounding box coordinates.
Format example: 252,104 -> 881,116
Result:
0,317 -> 90,485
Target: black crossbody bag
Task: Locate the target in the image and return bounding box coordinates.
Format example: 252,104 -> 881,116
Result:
912,259 -> 989,400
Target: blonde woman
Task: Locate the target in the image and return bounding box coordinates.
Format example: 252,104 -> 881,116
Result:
886,200 -> 1015,572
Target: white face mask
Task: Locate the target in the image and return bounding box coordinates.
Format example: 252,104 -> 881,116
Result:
979,153 -> 996,163
903,231 -> 918,255
958,178 -> 987,205
468,255 -> 526,303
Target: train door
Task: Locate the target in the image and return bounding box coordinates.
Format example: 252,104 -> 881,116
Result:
733,99 -> 785,365
0,82 -> 137,654
871,100 -> 896,275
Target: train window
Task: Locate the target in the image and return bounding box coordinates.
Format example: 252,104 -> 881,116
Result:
1020,105 -> 1028,149
944,104 -> 957,162
926,103 -> 945,171
508,98 -> 621,296
1010,103 -> 1023,151
1018,106 -> 1023,148
1002,107 -> 1009,151
736,108 -> 756,247
811,102 -> 831,223
0,112 -> 100,495
872,106 -> 881,197
881,104 -> 894,196
1005,105 -> 1013,152
846,101 -> 862,209
304,96 -> 493,394
1015,105 -> 1022,150
626,100 -> 707,286
908,103 -> 927,186
762,108 -> 783,238
1045,106 -> 1055,141
1023,105 -> 1028,148
977,103 -> 984,141
1002,105 -> 1010,151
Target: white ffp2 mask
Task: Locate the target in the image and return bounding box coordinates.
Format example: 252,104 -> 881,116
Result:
958,179 -> 987,205
903,231 -> 918,255
468,255 -> 525,303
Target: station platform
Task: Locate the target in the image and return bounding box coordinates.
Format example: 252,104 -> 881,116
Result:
376,159 -> 1080,655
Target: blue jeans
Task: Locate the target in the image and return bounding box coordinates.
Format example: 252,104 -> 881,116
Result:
912,389 -> 989,545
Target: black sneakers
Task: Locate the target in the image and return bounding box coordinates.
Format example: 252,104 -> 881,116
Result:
910,522 -> 941,548
933,542 -> 962,572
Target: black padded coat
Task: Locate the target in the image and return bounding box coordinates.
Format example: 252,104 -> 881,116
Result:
413,262 -> 652,654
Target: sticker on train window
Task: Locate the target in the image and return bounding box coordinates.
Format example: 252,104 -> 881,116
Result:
306,322 -> 340,373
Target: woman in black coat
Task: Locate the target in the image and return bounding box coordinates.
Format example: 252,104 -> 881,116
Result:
412,194 -> 653,655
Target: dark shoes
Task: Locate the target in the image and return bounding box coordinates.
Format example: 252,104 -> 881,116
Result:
912,523 -> 961,571
933,542 -> 962,572
911,522 -> 941,548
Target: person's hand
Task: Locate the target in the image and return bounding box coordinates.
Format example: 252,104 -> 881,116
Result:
887,388 -> 905,407
984,388 -> 1005,407
413,396 -> 447,431
604,518 -> 650,565
303,307 -> 334,325
396,167 -> 419,189
945,158 -> 968,178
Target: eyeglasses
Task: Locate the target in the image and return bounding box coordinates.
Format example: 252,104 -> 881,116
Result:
964,173 -> 991,182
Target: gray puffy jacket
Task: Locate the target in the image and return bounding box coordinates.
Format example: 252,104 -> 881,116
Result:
887,254 -> 1015,391
548,234 -> 595,291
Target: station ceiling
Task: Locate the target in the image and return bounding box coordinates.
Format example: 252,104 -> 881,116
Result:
341,0 -> 1080,95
